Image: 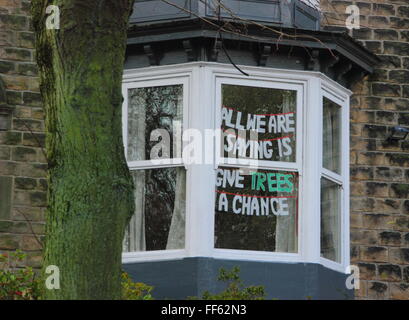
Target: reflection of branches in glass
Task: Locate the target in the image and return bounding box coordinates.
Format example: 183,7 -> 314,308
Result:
129,85 -> 182,160
223,84 -> 291,115
143,86 -> 182,159
215,211 -> 278,251
321,178 -> 341,262
125,85 -> 185,253
144,168 -> 177,250
222,85 -> 296,162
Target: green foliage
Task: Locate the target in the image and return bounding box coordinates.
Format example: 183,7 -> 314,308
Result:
193,267 -> 265,300
0,250 -> 265,301
121,272 -> 154,300
1,251 -> 154,300
0,250 -> 41,300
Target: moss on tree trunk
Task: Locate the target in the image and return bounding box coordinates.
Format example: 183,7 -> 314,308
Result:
32,0 -> 135,299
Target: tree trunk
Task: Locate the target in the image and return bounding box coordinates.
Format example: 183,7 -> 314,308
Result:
32,0 -> 135,299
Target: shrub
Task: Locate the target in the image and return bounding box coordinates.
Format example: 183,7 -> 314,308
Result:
0,250 -> 41,300
0,249 -> 155,300
121,272 -> 154,300
193,266 -> 265,300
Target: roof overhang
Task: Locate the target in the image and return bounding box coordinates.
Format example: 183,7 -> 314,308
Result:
126,2 -> 380,89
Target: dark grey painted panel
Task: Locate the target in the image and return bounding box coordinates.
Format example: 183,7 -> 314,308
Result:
160,50 -> 192,66
315,264 -> 353,299
123,257 -> 354,300
205,0 -> 281,24
0,176 -> 13,220
129,0 -> 320,30
294,1 -> 320,30
216,49 -> 259,67
124,258 -> 200,299
125,54 -> 151,69
265,55 -> 306,70
130,0 -> 192,23
124,50 -> 307,71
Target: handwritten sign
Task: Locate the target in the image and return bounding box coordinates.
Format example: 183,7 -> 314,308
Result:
221,84 -> 297,162
222,106 -> 296,161
215,168 -> 297,215
215,85 -> 298,252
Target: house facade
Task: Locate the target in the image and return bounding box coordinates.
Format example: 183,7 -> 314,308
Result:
0,0 -> 408,299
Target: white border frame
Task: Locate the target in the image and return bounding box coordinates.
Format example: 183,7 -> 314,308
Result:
121,62 -> 352,273
319,81 -> 351,273
214,76 -> 304,171
211,72 -> 305,263
122,75 -> 190,169
122,72 -> 192,263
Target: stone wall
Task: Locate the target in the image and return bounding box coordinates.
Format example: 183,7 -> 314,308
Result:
321,0 -> 409,300
0,0 -> 45,268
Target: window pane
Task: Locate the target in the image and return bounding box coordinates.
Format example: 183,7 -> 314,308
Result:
221,84 -> 297,162
123,167 -> 186,252
323,97 -> 341,174
214,167 -> 298,253
127,85 -> 183,162
320,178 -> 341,262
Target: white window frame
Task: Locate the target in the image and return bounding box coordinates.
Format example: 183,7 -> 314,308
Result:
121,62 -> 351,274
212,74 -> 304,262
122,76 -> 190,169
121,72 -> 192,263
319,82 -> 351,273
215,77 -> 304,171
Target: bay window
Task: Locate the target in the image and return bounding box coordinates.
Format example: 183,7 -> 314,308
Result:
121,63 -> 350,273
